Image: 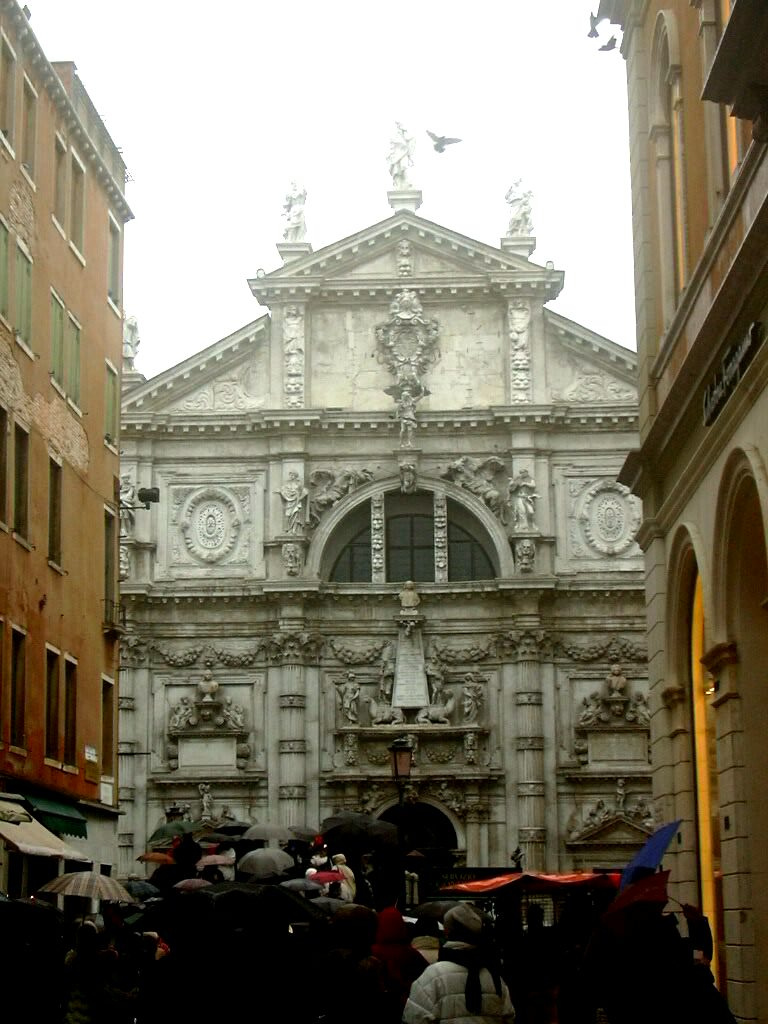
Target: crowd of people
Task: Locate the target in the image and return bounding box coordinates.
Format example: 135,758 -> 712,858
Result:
0,838 -> 736,1024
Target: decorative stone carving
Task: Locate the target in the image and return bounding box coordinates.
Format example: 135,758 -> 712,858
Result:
429,638 -> 497,663
119,542 -> 132,582
179,487 -> 245,564
464,732 -> 479,764
554,636 -> 647,663
366,696 -> 405,725
606,663 -> 627,698
119,474 -> 136,538
433,492 -> 448,582
212,643 -> 268,667
579,691 -> 609,727
152,644 -> 204,667
278,471 -> 308,535
399,462 -> 417,494
120,634 -> 149,668
416,689 -> 456,724
308,467 -> 374,528
378,641 -> 396,700
268,631 -> 323,663
169,696 -> 197,730
397,240 -> 413,276
514,538 -> 536,573
441,456 -> 508,520
424,743 -> 459,764
508,299 -> 532,403
388,122 -> 415,189
282,542 -> 303,576
399,580 -> 420,611
371,494 -> 385,583
497,630 -> 551,659
329,637 -> 388,666
398,387 -> 418,447
461,673 -> 486,724
283,306 -> 305,408
197,668 -> 219,703
221,698 -> 245,730
377,290 -> 440,431
571,479 -> 641,558
505,179 -> 534,236
336,672 -> 361,724
554,365 -> 635,403
282,182 -> 307,242
508,470 -> 540,532
625,692 -> 651,726
123,316 -> 140,369
343,732 -> 358,766
199,782 -> 214,821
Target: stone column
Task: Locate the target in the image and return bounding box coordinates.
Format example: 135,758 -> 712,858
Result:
271,630 -> 322,827
514,630 -> 547,870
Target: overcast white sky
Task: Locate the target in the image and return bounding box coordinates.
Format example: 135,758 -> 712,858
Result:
26,1 -> 633,381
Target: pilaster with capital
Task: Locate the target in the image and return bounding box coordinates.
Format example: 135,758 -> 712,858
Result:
511,629 -> 547,870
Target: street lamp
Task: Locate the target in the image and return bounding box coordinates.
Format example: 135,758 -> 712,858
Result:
389,736 -> 413,910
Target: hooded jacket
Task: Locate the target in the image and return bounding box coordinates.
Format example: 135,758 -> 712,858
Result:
403,940 -> 516,1024
371,906 -> 428,1010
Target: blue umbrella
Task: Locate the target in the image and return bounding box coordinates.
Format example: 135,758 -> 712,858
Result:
620,819 -> 681,890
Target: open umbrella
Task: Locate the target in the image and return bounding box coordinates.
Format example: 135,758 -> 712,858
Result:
173,878 -> 212,892
136,850 -> 175,865
242,823 -> 294,843
306,870 -> 344,885
147,820 -> 200,846
123,878 -> 161,901
38,871 -> 135,903
320,811 -> 398,849
605,869 -> 671,915
619,820 -> 681,889
414,899 -> 462,921
280,877 -> 324,893
237,847 -> 294,878
196,851 -> 236,871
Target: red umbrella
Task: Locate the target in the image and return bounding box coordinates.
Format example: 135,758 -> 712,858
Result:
173,878 -> 212,892
306,870 -> 343,885
604,870 -> 670,915
137,851 -> 175,865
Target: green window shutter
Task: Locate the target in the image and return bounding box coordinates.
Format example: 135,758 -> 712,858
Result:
0,221 -> 8,320
50,295 -> 64,384
67,319 -> 80,405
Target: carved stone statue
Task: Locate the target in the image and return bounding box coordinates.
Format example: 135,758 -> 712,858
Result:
416,690 -> 456,724
337,672 -> 361,724
507,469 -> 540,532
221,697 -> 245,730
282,542 -> 302,576
379,641 -> 396,701
199,782 -> 214,821
388,122 -> 415,190
579,691 -> 608,727
169,695 -> 196,731
398,387 -> 418,447
505,179 -> 534,236
626,691 -> 651,725
367,695 -> 405,725
514,538 -> 536,573
615,777 -> 626,811
282,182 -> 307,242
606,664 -> 628,698
399,580 -> 420,610
397,239 -> 412,276
123,315 -> 140,368
279,471 -> 308,534
119,474 -> 136,538
308,467 -> 374,527
441,456 -> 507,520
197,669 -> 219,704
424,655 -> 446,703
461,673 -> 485,724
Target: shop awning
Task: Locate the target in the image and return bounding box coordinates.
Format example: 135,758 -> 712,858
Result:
25,795 -> 88,839
441,871 -> 621,894
0,801 -> 89,860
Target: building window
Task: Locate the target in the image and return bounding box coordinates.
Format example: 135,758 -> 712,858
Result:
107,215 -> 120,305
14,244 -> 32,348
0,33 -> 16,148
50,290 -> 64,387
0,217 -> 9,320
63,657 -> 77,766
45,647 -> 60,760
10,626 -> 26,748
104,362 -> 119,446
104,509 -> 116,606
0,404 -> 7,524
53,135 -> 66,227
330,495 -> 497,584
20,76 -> 36,178
13,422 -> 28,538
101,677 -> 115,778
69,152 -> 85,255
48,457 -> 62,564
65,315 -> 81,406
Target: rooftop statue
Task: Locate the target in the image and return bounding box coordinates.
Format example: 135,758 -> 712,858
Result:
505,179 -> 534,236
388,122 -> 415,190
282,182 -> 307,242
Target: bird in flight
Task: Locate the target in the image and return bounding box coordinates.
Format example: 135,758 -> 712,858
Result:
588,11 -> 603,37
427,130 -> 462,153
599,35 -> 617,51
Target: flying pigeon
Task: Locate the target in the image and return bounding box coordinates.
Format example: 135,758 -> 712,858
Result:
427,130 -> 462,153
588,12 -> 602,37
599,35 -> 617,51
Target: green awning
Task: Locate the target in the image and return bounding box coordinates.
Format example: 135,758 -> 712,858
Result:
26,795 -> 88,839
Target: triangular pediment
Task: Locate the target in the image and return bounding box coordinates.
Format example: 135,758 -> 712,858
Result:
545,310 -> 638,403
122,317 -> 270,416
250,210 -> 564,302
568,814 -> 652,846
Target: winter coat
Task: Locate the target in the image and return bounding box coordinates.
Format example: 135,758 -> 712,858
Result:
372,907 -> 429,1010
402,941 -> 516,1024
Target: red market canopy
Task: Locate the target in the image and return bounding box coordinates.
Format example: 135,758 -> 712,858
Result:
442,871 -> 621,895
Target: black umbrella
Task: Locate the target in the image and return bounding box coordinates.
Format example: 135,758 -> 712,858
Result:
124,878 -> 162,901
320,811 -> 398,849
414,899 -> 462,921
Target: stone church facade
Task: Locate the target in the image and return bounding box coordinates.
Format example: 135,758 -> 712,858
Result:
118,193 -> 651,877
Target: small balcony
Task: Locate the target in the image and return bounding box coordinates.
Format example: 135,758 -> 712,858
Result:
102,598 -> 126,637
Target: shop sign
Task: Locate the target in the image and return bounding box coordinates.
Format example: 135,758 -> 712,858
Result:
703,321 -> 764,426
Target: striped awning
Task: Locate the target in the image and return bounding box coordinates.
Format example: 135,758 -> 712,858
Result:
0,801 -> 89,861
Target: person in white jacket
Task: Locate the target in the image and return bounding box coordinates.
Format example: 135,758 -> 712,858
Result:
402,904 -> 516,1024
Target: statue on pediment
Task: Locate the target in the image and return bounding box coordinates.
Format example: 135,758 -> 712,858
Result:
123,315 -> 140,368
505,179 -> 534,236
282,182 -> 307,242
388,122 -> 415,190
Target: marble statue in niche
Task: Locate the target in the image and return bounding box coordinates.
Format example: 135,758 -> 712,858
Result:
508,470 -> 540,532
279,472 -> 308,534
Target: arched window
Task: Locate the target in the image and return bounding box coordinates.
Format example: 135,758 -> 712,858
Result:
328,493 -> 497,584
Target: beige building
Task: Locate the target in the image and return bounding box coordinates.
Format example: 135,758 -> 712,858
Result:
119,183 -> 650,884
598,0 -> 768,1019
0,0 -> 131,893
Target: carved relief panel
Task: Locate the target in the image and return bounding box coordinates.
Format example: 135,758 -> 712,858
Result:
556,472 -> 642,570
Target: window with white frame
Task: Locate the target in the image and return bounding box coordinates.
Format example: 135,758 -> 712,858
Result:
14,243 -> 32,348
63,656 -> 77,766
107,214 -> 120,306
53,134 -> 67,227
48,455 -> 62,564
50,289 -> 65,387
69,150 -> 85,255
65,313 -> 81,406
101,676 -> 115,780
20,75 -> 36,179
45,645 -> 61,760
0,32 -> 16,148
0,216 -> 9,321
104,360 -> 119,446
10,624 -> 26,748
13,420 -> 28,538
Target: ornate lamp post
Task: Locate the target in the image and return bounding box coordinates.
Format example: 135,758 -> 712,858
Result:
389,736 -> 413,910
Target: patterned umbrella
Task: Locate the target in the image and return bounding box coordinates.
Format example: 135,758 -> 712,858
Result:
173,877 -> 212,892
38,871 -> 135,902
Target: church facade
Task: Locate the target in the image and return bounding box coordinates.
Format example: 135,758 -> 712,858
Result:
118,191 -> 650,877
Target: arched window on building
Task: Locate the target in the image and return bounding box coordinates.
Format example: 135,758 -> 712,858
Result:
328,492 -> 497,584
651,12 -> 687,327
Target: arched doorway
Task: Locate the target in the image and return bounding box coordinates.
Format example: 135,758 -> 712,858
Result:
379,800 -> 458,857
